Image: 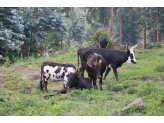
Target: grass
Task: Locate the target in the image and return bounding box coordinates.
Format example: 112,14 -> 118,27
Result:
0,43 -> 164,116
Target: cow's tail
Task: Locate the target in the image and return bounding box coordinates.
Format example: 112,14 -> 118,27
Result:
40,65 -> 43,91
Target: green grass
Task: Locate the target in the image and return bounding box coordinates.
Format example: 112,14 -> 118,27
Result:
0,44 -> 164,116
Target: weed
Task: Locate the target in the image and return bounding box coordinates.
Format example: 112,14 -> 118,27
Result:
127,87 -> 138,94
123,83 -> 129,89
50,104 -> 63,116
112,85 -> 123,91
155,62 -> 164,72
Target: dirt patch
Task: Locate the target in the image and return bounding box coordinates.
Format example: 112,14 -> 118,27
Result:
141,77 -> 156,82
22,74 -> 40,81
0,81 -> 7,89
133,76 -> 156,82
114,91 -> 121,94
0,69 -> 5,74
131,84 -> 139,87
13,65 -> 28,73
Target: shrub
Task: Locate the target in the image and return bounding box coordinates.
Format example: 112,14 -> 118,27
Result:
112,85 -> 123,91
123,83 -> 130,89
154,42 -> 162,48
127,87 -> 138,94
155,62 -> 164,72
92,28 -> 113,48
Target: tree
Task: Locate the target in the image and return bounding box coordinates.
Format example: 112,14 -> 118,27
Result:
68,7 -> 88,44
0,7 -> 25,59
120,7 -> 122,45
23,7 -> 67,56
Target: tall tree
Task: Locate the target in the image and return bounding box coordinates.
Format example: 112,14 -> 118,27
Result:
110,7 -> 116,42
0,7 -> 25,59
120,7 -> 122,45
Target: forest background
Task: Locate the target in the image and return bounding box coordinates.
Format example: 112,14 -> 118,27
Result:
0,3 -> 164,63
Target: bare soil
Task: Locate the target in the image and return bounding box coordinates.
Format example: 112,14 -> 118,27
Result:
13,65 -> 28,73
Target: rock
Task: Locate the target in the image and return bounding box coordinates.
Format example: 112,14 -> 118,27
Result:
136,67 -> 141,69
121,98 -> 144,111
55,51 -> 59,55
111,111 -> 126,116
133,113 -> 143,116
147,59 -> 150,61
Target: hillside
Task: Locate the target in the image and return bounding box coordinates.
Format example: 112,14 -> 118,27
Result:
0,44 -> 164,116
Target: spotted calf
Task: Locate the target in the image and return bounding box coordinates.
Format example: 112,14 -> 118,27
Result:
40,62 -> 76,93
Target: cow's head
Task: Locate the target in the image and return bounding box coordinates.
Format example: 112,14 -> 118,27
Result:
87,54 -> 102,79
126,42 -> 140,64
66,70 -> 81,88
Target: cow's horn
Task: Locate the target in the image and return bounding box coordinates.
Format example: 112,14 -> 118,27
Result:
131,42 -> 140,50
126,40 -> 130,51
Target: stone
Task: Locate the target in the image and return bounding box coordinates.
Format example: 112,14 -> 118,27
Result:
147,59 -> 150,61
121,98 -> 144,111
111,111 -> 126,116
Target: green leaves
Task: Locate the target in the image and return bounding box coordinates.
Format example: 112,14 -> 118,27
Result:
50,104 -> 63,116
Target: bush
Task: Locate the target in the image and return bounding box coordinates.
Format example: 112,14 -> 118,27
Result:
123,83 -> 129,89
127,87 -> 138,94
92,28 -> 113,48
154,42 -> 162,48
155,62 -> 164,72
112,85 -> 123,91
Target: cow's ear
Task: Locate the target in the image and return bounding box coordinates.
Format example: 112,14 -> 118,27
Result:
87,62 -> 93,67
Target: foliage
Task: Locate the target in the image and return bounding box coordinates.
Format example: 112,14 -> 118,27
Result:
111,85 -> 123,91
92,28 -> 113,48
0,7 -> 26,59
51,104 -> 63,116
154,42 -> 162,48
4,57 -> 11,68
155,62 -> 164,72
68,8 -> 88,44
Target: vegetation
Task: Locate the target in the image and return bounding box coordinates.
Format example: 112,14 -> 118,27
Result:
0,42 -> 164,116
1,7 -> 164,116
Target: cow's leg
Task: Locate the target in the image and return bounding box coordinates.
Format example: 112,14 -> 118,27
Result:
57,88 -> 67,95
103,67 -> 111,80
113,68 -> 119,82
88,74 -> 93,87
93,78 -> 98,90
99,77 -> 103,91
44,78 -> 49,93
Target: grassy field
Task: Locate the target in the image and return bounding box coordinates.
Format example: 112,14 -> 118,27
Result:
0,44 -> 164,116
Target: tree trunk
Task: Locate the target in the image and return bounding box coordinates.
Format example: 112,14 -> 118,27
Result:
143,29 -> 146,49
154,12 -> 158,44
120,7 -> 122,45
154,29 -> 157,45
110,7 -> 116,41
142,7 -> 146,49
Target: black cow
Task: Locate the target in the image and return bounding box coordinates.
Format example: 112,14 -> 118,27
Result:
66,70 -> 92,90
40,62 -> 76,93
86,53 -> 106,90
78,42 -> 140,82
95,37 -> 109,48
